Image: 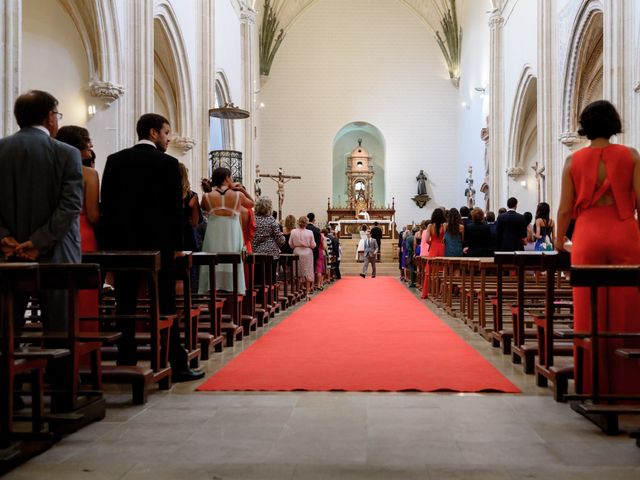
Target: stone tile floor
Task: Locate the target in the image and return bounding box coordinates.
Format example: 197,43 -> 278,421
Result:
5,280 -> 640,479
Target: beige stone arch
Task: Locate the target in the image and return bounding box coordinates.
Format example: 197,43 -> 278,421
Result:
213,71 -> 235,150
560,0 -> 603,150
57,0 -> 123,103
153,0 -> 194,153
507,66 -> 537,178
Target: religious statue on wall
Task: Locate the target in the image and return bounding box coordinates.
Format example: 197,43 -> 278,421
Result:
411,169 -> 431,208
254,165 -> 262,198
479,125 -> 490,211
465,165 -> 476,209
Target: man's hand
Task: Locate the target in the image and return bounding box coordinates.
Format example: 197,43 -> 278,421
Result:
14,240 -> 40,261
1,236 -> 19,258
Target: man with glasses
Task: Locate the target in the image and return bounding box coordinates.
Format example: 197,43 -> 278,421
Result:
0,90 -> 83,333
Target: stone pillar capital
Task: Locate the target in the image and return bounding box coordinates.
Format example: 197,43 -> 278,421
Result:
171,136 -> 196,154
89,81 -> 125,105
240,7 -> 257,24
488,14 -> 504,29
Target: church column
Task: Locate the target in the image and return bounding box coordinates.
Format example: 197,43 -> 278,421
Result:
123,0 -> 154,146
602,0 -> 627,143
0,0 -> 20,137
488,12 -> 505,210
537,0 -> 558,207
240,6 -> 258,191
197,0 -> 215,182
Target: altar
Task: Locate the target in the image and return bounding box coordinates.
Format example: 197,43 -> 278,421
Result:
328,219 -> 395,239
328,139 -> 396,238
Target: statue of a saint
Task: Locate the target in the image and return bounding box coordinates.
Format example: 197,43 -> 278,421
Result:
416,170 -> 428,195
464,166 -> 476,209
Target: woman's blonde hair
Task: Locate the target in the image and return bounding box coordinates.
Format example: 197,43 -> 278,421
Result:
178,163 -> 190,200
297,216 -> 308,228
284,214 -> 296,232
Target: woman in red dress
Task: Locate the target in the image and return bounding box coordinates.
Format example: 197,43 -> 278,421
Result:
421,208 -> 446,299
556,100 -> 640,396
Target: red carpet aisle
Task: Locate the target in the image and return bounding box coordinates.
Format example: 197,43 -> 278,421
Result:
198,277 -> 520,393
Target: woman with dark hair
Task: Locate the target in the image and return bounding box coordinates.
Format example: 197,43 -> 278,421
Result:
421,208 -> 446,299
556,100 -> 640,397
463,208 -> 492,257
198,167 -> 254,294
444,208 -> 464,257
533,201 -> 555,251
56,126 -> 99,252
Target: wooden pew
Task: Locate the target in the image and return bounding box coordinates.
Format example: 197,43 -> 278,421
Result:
16,264 -> 120,433
251,253 -> 271,327
215,253 -> 245,347
533,252 -> 574,401
83,252 -> 173,404
565,265 -> 640,435
191,253 -> 225,359
174,252 -> 201,368
241,254 -> 259,335
0,263 -> 58,472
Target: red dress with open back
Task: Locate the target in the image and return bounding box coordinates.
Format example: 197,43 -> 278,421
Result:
421,224 -> 445,299
570,144 -> 640,396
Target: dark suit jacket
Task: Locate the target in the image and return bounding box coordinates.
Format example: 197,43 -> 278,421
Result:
370,226 -> 383,245
0,127 -> 82,262
101,143 -> 183,253
306,223 -> 321,260
463,222 -> 493,257
496,210 -> 527,251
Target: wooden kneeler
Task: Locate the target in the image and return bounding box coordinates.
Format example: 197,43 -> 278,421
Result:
214,253 -> 245,347
174,252 -> 201,368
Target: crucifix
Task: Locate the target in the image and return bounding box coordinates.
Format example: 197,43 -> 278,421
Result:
531,161 -> 546,204
260,167 -> 302,221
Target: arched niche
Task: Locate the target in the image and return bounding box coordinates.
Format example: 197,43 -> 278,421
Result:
332,122 -> 385,208
153,1 -> 194,155
560,1 -> 603,151
22,0 -> 91,126
209,73 -> 234,153
507,67 -> 538,214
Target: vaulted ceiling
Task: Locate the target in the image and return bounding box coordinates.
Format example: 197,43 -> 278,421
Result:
268,0 -> 457,33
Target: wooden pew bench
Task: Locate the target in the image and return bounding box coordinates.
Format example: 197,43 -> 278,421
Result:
191,252 -> 225,360
564,265 -> 640,435
83,252 -> 174,405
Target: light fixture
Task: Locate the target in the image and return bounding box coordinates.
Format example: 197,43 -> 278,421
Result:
259,102 -> 265,108
461,101 -> 470,110
474,86 -> 487,97
209,102 -> 249,120
520,180 -> 527,187
87,104 -> 97,116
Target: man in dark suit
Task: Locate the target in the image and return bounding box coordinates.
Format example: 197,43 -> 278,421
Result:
101,113 -> 203,382
306,212 -> 321,283
0,90 -> 83,332
370,221 -> 383,256
496,197 -> 527,251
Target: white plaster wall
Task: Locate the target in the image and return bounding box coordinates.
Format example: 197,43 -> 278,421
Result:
456,0 -> 491,212
21,0 -> 118,174
501,0 -> 538,208
258,0 -> 458,228
214,0 -> 244,153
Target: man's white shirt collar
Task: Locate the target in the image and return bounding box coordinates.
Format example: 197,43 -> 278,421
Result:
137,139 -> 157,148
33,125 -> 49,136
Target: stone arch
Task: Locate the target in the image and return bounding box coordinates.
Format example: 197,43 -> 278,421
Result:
560,0 -> 603,149
507,66 -> 537,176
153,1 -> 194,140
332,122 -> 386,209
57,0 -> 123,102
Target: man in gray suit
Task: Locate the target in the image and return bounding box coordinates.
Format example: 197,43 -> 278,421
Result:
360,230 -> 379,278
0,90 -> 83,331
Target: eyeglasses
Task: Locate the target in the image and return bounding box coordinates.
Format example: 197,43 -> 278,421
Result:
52,111 -> 63,120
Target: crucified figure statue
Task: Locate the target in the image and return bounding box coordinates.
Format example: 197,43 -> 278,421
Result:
531,161 -> 546,204
260,167 -> 302,220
